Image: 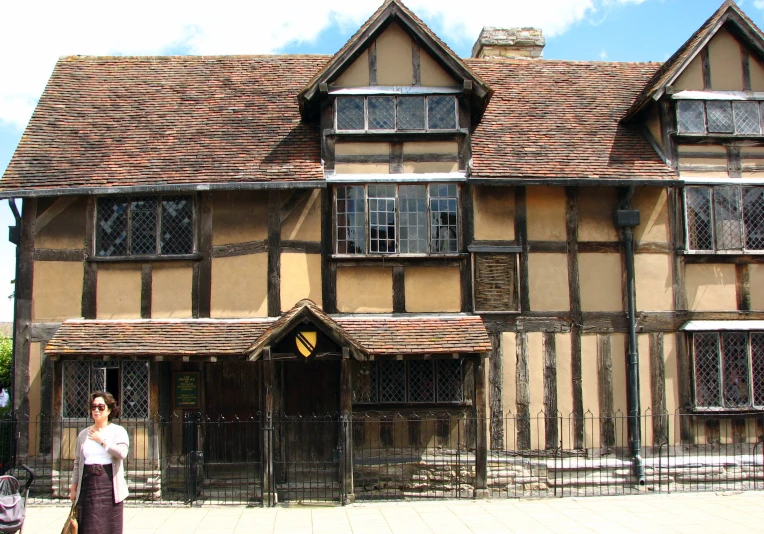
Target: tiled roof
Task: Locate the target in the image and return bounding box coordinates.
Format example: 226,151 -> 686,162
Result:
466,59 -> 675,181
45,319 -> 272,357
0,55 -> 328,194
623,0 -> 764,121
45,314 -> 492,358
335,315 -> 492,356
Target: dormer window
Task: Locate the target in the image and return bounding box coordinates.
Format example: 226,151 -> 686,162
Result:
335,94 -> 457,132
677,99 -> 762,135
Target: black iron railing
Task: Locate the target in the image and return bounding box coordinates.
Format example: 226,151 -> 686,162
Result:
0,410 -> 761,506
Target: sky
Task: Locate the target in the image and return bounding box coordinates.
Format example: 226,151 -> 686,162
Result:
1,0 -> 764,322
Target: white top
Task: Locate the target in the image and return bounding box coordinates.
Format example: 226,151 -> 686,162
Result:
83,433 -> 115,465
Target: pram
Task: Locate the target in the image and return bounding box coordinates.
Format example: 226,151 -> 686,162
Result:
0,465 -> 35,533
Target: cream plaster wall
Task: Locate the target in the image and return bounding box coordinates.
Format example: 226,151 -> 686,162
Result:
663,334 -> 680,435
281,190 -> 322,242
280,253 -> 322,311
637,334 -> 654,446
419,51 -> 456,86
403,162 -> 458,173
528,332 -> 544,447
578,187 -> 618,241
212,192 -> 268,246
526,186 -> 566,241
581,335 -> 600,448
96,264 -> 142,319
751,55 -> 764,91
335,163 -> 390,174
685,263 -> 737,311
28,343 -> 41,456
633,187 -> 670,243
579,253 -> 622,312
501,332 -> 517,450
210,254 -> 268,318
708,29 -> 743,91
334,49 -> 370,87
152,263 -> 193,318
673,56 -> 703,91
376,23 -> 414,86
336,142 -> 390,155
635,254 -> 674,311
32,261 -> 83,321
749,264 -> 764,310
403,141 -> 458,155
34,198 -> 86,250
336,266 -> 393,312
528,253 -> 569,311
610,334 -> 628,448
473,186 -> 515,241
645,104 -> 663,148
556,332 -> 573,449
404,265 -> 460,312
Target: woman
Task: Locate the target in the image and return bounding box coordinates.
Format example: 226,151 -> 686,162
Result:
69,391 -> 129,533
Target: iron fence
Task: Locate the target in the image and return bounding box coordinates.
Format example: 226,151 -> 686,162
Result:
0,409 -> 761,506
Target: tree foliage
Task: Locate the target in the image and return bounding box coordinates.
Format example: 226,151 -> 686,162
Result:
0,335 -> 10,391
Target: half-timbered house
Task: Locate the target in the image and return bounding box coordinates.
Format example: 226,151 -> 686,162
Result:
2,0 -> 764,503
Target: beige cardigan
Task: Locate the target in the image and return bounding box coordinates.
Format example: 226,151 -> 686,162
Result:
70,423 -> 130,504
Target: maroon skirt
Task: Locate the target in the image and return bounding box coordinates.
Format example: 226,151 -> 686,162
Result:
78,464 -> 123,534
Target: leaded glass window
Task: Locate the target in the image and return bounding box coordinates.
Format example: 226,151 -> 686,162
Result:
96,196 -> 194,257
336,186 -> 366,254
63,360 -> 150,418
677,99 -> 764,136
353,359 -> 465,405
334,184 -> 459,256
335,95 -> 457,132
692,331 -> 764,410
685,186 -> 764,252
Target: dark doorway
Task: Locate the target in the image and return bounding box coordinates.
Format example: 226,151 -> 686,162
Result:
277,359 -> 341,502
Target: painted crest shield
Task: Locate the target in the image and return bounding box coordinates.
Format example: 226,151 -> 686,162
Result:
295,331 -> 317,358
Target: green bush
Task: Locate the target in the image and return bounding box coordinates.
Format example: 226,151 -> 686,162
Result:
0,335 -> 10,391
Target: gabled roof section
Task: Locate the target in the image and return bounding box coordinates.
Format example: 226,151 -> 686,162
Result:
623,0 -> 764,122
297,0 -> 492,122
246,299 -> 369,361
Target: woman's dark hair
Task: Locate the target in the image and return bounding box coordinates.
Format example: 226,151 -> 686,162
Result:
89,391 -> 120,420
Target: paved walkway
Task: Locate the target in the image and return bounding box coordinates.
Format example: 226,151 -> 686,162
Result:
20,491 -> 764,533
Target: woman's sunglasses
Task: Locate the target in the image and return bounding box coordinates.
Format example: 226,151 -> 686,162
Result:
91,404 -> 107,412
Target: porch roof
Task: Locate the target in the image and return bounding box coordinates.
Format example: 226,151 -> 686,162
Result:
44,313 -> 492,358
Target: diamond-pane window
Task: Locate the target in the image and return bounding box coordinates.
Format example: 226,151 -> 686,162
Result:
677,101 -> 706,133
752,333 -> 764,407
427,95 -> 456,130
122,361 -> 149,418
96,198 -> 128,257
430,184 -> 458,253
437,360 -> 463,402
706,101 -> 734,133
63,361 -> 91,418
379,360 -> 406,403
734,101 -> 761,134
368,96 -> 395,130
336,186 -> 366,254
722,333 -> 750,408
397,96 -> 425,130
714,187 -> 743,250
694,333 -> 721,408
408,360 -> 435,403
130,198 -> 158,255
368,185 -> 396,254
743,187 -> 764,250
398,185 -> 427,254
352,362 -> 378,403
336,97 -> 365,130
161,197 -> 194,255
686,187 -> 713,251
96,196 -> 194,257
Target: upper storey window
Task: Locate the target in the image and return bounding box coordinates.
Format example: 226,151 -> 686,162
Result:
685,186 -> 764,253
335,95 -> 457,132
335,184 -> 458,255
677,100 -> 763,135
96,196 -> 195,257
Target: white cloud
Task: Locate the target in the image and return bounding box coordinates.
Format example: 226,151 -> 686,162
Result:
1,0 -> 645,130
599,49 -> 608,60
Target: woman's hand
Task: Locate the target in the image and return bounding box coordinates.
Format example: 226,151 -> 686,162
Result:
88,427 -> 105,445
69,484 -> 77,503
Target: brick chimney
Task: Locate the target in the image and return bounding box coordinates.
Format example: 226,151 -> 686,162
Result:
471,27 -> 545,59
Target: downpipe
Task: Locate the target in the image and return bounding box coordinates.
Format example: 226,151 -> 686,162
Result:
616,201 -> 646,487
